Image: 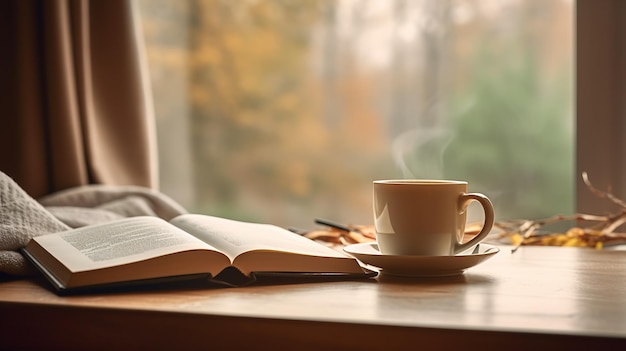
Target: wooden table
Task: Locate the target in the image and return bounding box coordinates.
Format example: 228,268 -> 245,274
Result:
1,245 -> 626,350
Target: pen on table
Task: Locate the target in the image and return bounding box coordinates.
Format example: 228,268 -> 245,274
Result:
314,218 -> 355,233
289,219 -> 352,235
288,227 -> 308,235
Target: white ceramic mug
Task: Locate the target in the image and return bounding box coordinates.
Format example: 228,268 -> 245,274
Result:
373,180 -> 494,256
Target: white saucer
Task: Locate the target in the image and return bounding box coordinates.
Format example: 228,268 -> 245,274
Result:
343,243 -> 499,277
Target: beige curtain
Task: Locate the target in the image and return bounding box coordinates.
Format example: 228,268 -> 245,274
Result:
0,0 -> 158,198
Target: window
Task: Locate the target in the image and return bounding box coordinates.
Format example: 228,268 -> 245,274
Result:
138,0 -> 574,229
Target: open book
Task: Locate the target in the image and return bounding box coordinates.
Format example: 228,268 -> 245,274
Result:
22,214 -> 373,293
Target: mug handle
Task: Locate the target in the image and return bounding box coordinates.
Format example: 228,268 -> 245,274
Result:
454,193 -> 495,254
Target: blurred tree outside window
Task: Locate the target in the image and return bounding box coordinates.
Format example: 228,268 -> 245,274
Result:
138,0 -> 573,229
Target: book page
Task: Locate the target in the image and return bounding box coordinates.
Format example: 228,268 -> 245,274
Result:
33,216 -> 219,272
170,214 -> 350,260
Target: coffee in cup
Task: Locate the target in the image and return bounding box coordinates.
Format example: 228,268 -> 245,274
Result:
373,180 -> 494,256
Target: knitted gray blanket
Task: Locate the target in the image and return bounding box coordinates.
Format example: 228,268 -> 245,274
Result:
0,171 -> 187,277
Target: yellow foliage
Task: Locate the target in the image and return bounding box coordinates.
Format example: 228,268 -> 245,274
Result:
509,226 -> 612,249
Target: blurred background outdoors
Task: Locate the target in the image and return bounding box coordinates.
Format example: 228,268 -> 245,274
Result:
137,0 -> 573,230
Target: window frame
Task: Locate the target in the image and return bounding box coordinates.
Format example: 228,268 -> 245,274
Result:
576,0 -> 626,214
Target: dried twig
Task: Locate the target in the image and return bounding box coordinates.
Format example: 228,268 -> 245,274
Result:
498,172 -> 626,252
582,172 -> 626,209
